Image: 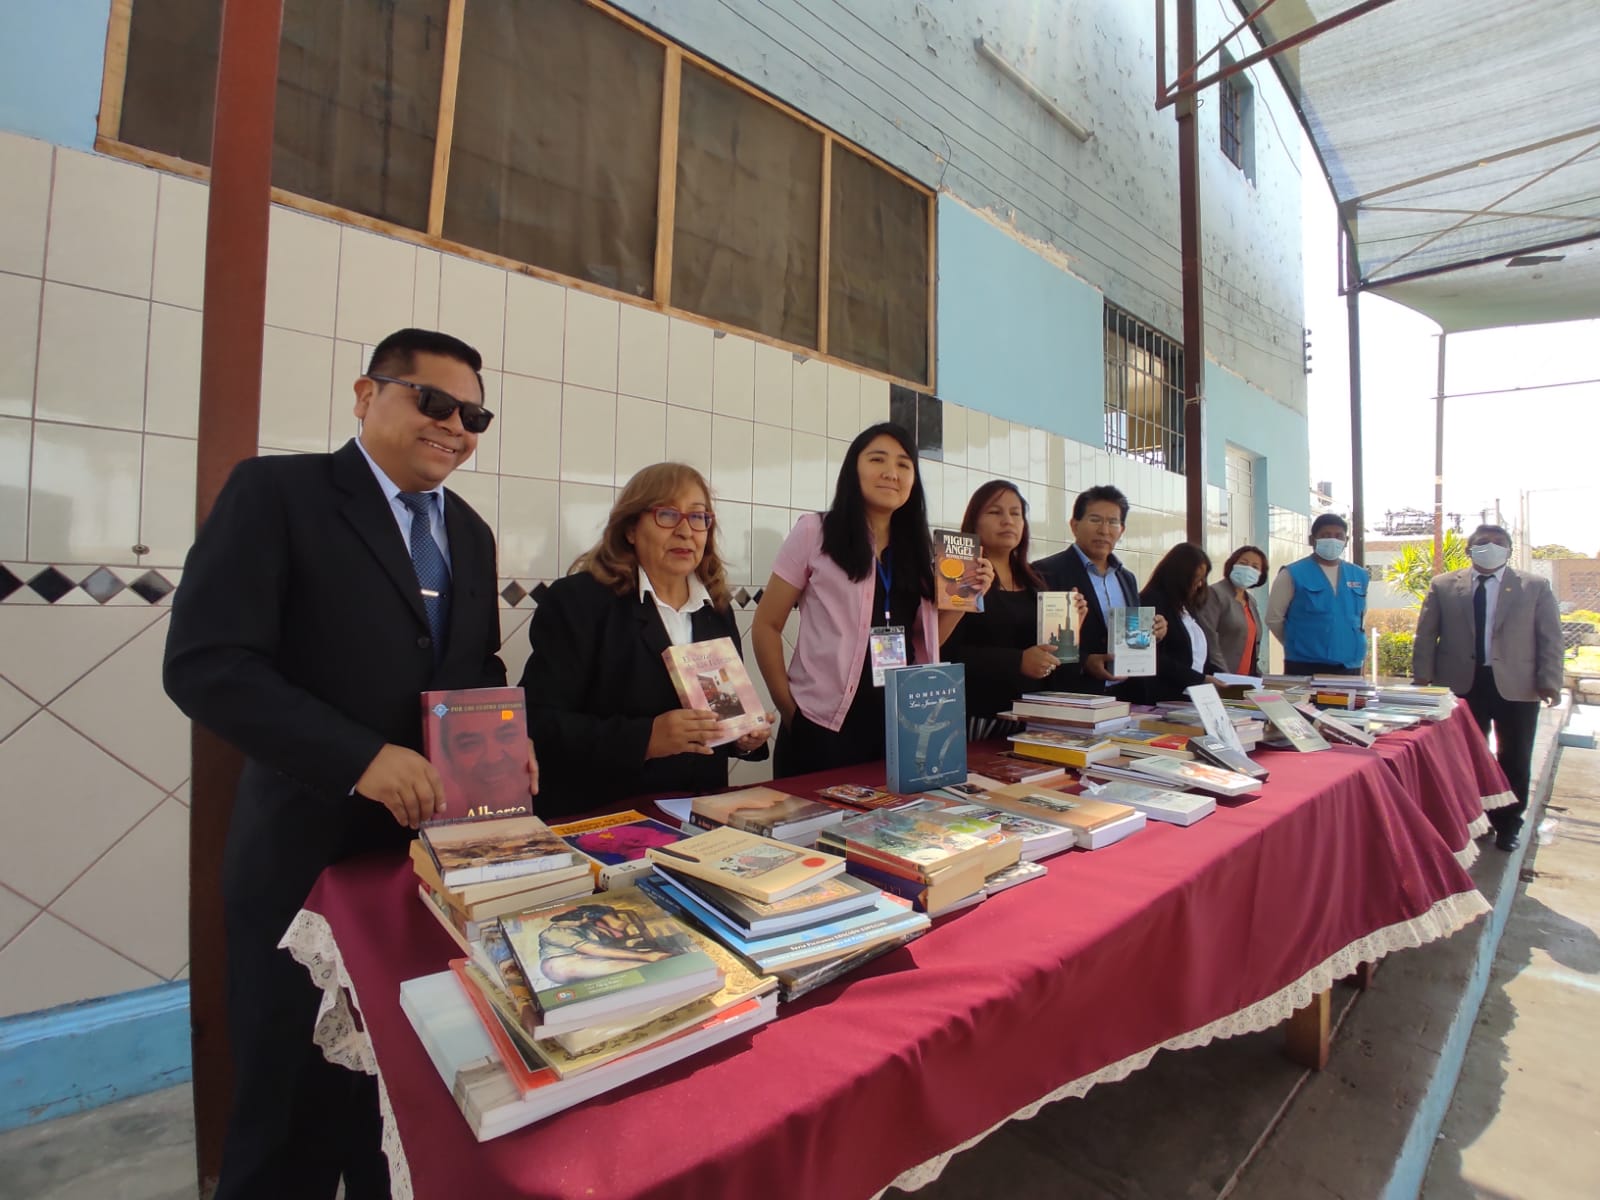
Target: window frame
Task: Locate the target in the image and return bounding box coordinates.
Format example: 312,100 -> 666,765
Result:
1102,302 -> 1186,476
94,0 -> 937,390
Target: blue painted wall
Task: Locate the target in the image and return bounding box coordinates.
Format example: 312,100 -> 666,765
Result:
0,0 -> 111,150
1205,363 -> 1309,515
936,196 -> 1105,444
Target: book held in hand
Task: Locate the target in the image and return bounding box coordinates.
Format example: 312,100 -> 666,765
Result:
1036,590 -> 1081,664
884,663 -> 967,793
661,637 -> 769,745
1109,607 -> 1158,677
933,529 -> 986,612
421,687 -> 534,820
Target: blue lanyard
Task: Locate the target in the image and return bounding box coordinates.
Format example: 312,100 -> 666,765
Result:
875,555 -> 893,623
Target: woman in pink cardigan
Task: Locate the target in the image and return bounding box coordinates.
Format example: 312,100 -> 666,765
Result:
752,422 -> 990,775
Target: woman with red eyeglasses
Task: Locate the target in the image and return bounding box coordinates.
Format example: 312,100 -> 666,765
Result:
520,462 -> 772,814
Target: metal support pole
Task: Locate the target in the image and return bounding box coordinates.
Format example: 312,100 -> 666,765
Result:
1177,0 -> 1206,545
1346,276 -> 1364,566
1432,333 -> 1447,573
191,1 -> 283,1193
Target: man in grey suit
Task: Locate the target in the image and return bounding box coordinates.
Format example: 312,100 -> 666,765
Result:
1412,524 -> 1562,851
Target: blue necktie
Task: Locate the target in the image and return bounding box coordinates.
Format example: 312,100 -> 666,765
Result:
397,492 -> 450,659
1473,573 -> 1488,666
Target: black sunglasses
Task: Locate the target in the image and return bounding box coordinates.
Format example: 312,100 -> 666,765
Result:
368,374 -> 494,433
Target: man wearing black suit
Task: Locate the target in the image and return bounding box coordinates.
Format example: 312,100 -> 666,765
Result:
164,329 -> 515,1200
1033,484 -> 1164,691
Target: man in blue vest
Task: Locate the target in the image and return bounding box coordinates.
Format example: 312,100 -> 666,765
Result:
1266,513 -> 1369,675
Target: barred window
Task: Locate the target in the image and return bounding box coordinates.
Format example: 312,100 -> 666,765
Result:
1103,304 -> 1185,475
1218,53 -> 1254,181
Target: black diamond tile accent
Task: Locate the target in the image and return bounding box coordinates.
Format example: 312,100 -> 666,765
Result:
0,565 -> 21,602
500,581 -> 528,606
80,566 -> 126,604
735,587 -> 750,607
753,588 -> 764,604
530,581 -> 550,604
28,567 -> 75,603
129,570 -> 175,604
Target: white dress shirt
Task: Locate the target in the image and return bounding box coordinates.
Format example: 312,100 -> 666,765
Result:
639,571 -> 713,646
1473,564 -> 1506,661
1180,609 -> 1208,673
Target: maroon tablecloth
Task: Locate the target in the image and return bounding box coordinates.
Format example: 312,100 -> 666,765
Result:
295,726 -> 1488,1200
1368,704 -> 1504,860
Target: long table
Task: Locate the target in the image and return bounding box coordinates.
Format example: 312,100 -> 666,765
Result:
286,713 -> 1497,1200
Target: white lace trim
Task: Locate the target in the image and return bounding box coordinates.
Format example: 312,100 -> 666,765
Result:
1481,789 -> 1517,811
881,887 -> 1491,1195
1453,839 -> 1481,869
282,910 -> 415,1200
1467,814 -> 1491,841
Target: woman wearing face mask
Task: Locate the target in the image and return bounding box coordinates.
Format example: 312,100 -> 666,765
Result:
1132,542 -> 1216,702
1196,545 -> 1269,677
751,423 -> 992,775
941,480 -> 1090,738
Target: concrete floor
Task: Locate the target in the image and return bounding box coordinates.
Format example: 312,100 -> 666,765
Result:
3,729 -> 1592,1200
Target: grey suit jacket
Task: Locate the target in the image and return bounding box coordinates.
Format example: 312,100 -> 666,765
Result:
1412,566 -> 1563,701
1195,578 -> 1264,675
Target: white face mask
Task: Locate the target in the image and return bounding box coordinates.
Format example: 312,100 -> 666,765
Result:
1470,543 -> 1510,571
1229,564 -> 1260,589
1313,537 -> 1345,562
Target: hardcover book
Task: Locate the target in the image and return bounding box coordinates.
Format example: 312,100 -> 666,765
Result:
1109,607 -> 1157,677
551,810 -> 688,889
420,813 -> 576,889
1036,590 -> 1081,664
933,529 -> 986,612
1246,691 -> 1331,753
661,637 -> 769,745
421,687 -> 534,820
884,663 -> 967,793
498,886 -> 722,1030
646,827 -> 846,902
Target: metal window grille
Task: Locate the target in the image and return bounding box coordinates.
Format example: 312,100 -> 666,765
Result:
1221,76 -> 1245,168
1103,305 -> 1185,475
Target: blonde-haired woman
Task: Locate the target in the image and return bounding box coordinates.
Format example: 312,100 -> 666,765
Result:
520,462 -> 771,813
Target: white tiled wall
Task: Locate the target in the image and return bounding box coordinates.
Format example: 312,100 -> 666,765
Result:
0,131 -> 1257,1017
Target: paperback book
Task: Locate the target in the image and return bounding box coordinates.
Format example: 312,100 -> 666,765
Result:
823,805 -> 1006,877
661,637 -> 769,745
1296,702 -> 1377,748
421,687 -> 534,820
933,529 -> 986,612
1006,728 -> 1118,767
816,783 -> 903,810
1109,607 -> 1158,677
646,826 -> 846,903
1080,779 -> 1216,826
651,868 -> 880,936
884,663 -> 967,793
1185,683 -> 1246,753
1113,755 -> 1262,798
1247,690 -> 1331,753
551,810 -> 688,889
1036,590 -> 1080,664
420,813 -> 575,889
965,750 -> 1067,789
986,784 -> 1145,850
1187,735 -> 1270,781
690,786 -> 846,843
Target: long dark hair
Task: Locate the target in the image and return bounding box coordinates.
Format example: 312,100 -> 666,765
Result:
1146,542 -> 1213,613
821,422 -> 935,598
961,480 -> 1044,591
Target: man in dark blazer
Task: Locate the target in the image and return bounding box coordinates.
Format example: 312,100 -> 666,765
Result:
164,329 -> 512,1199
1412,524 -> 1563,851
1032,484 -> 1162,691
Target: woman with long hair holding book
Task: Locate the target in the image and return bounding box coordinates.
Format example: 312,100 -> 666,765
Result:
1135,541 -> 1217,702
752,423 -> 991,775
942,480 -> 1090,739
520,463 -> 772,813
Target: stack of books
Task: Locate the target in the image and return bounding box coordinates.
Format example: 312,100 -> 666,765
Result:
819,806 -> 1022,915
1005,727 -> 1119,768
908,793 -> 1077,862
1078,778 -> 1216,826
1001,691 -> 1134,735
640,826 -> 930,999
985,783 -> 1146,850
1371,684 -> 1455,721
413,816 -> 594,950
964,749 -> 1068,789
1082,754 -> 1263,799
687,785 -> 848,846
1106,727 -> 1194,760
402,884 -> 778,1140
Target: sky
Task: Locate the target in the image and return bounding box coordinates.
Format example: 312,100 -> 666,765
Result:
1298,137 -> 1600,557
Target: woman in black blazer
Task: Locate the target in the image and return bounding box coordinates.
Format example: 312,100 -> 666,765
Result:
520,462 -> 772,815
1132,542 -> 1217,703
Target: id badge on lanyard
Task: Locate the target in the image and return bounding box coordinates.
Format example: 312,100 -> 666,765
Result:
870,555 -> 907,686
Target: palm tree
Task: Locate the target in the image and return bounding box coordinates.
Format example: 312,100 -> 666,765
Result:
1386,531 -> 1471,605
